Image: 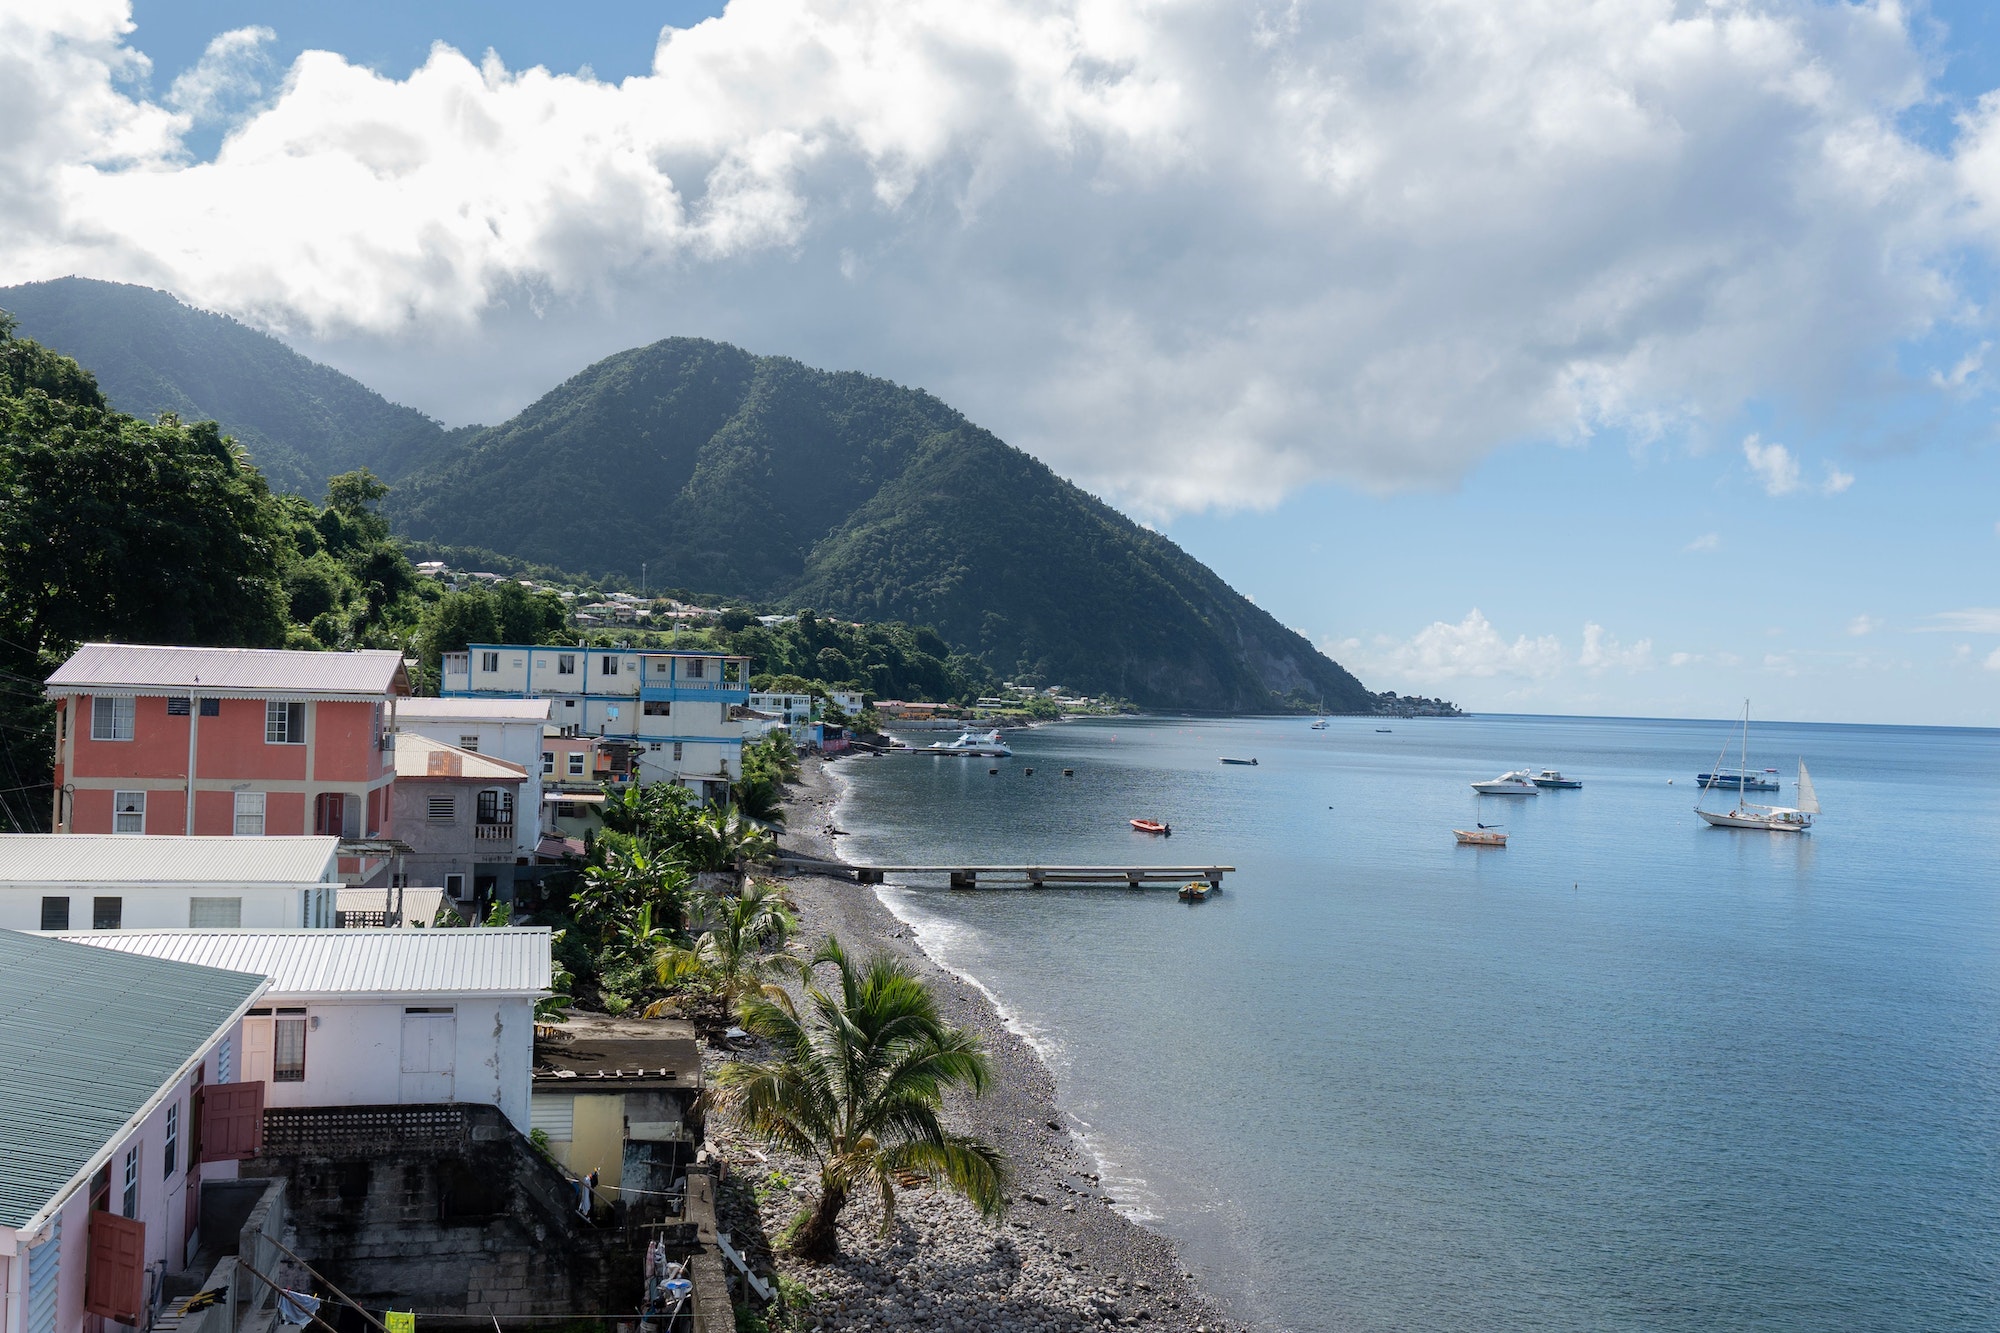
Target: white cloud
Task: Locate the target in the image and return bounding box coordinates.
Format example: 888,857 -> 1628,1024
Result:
1847,614 -> 1879,636
1986,647 -> 2000,671
1922,608 -> 2000,633
1335,609 -> 1564,684
1669,651 -> 1700,667
1821,464 -> 1855,494
1742,434 -> 1801,495
0,1 -> 1984,511
165,26 -> 273,124
1930,341 -> 1988,392
1579,622 -> 1654,673
1684,532 -> 1722,553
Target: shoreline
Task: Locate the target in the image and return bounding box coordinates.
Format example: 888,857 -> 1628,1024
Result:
715,753 -> 1250,1332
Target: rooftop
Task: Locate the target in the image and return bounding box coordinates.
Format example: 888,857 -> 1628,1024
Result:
534,1012 -> 700,1089
335,886 -> 464,928
0,834 -> 339,886
395,732 -> 530,782
55,928 -> 553,998
0,930 -> 268,1229
47,643 -> 410,700
396,698 -> 555,723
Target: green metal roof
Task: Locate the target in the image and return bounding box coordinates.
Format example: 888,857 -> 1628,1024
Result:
0,930 -> 268,1230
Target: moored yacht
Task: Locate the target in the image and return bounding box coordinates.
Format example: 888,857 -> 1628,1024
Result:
1531,769 -> 1582,789
1471,770 -> 1540,795
1696,703 -> 1817,832
923,728 -> 1013,757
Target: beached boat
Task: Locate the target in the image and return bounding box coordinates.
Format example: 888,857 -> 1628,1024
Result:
1130,819 -> 1171,835
1453,826 -> 1507,846
1531,769 -> 1582,789
1178,880 -> 1216,901
1219,757 -> 1260,766
922,728 -> 1013,758
1697,703 -> 1817,833
1471,770 -> 1539,795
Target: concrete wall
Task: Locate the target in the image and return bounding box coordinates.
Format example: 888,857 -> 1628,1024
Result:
242,997 -> 533,1131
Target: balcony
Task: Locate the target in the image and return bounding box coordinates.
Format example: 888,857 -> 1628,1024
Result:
474,822 -> 515,842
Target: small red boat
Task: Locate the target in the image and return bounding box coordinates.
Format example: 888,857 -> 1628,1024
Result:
1130,819 -> 1170,835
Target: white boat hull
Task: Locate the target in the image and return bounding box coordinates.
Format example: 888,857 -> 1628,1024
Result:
1696,808 -> 1811,832
1471,783 -> 1538,795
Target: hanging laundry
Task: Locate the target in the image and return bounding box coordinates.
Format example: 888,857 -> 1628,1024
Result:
386,1311 -> 416,1333
277,1290 -> 322,1326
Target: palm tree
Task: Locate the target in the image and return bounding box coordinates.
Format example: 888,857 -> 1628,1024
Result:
731,774 -> 788,828
683,803 -> 777,875
655,882 -> 797,1000
714,937 -> 1007,1260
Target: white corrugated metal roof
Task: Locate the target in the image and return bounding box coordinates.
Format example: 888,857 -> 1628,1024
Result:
335,887 -> 463,928
55,928 -> 552,997
396,698 -> 553,722
0,835 -> 339,885
47,643 -> 410,700
395,732 -> 530,780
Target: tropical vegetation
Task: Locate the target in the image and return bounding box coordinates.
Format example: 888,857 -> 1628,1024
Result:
715,937 -> 1007,1260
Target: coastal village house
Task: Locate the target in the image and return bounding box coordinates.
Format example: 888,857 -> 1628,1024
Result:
44,645 -> 410,881
390,732 -> 532,912
441,645 -> 748,802
532,1014 -> 704,1217
392,698 -> 553,863
0,932 -> 269,1333
0,835 -> 340,931
58,929 -> 552,1134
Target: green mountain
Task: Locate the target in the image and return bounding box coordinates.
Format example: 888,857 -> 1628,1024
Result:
0,277 -> 446,497
387,338 -> 1377,712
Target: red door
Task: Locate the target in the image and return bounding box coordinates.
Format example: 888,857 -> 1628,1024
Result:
314,792 -> 346,837
85,1211 -> 146,1322
199,1082 -> 265,1162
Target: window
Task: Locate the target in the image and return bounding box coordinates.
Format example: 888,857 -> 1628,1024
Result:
444,873 -> 466,898
233,791 -> 266,836
164,1103 -> 179,1178
264,700 -> 306,744
649,742 -> 662,752
557,653 -> 576,675
555,802 -> 581,818
40,896 -> 69,930
686,658 -> 705,679
480,651 -> 500,673
459,734 -> 480,752
272,1010 -> 307,1082
672,742 -> 683,762
476,789 -> 514,825
542,751 -> 554,774
200,698 -> 220,717
566,753 -> 585,777
93,897 -> 122,930
600,655 -> 619,676
121,1148 -> 138,1218
644,700 -> 670,717
166,697 -> 191,717
112,791 -> 145,834
91,696 -> 134,741
427,794 -> 456,822
189,897 -> 242,927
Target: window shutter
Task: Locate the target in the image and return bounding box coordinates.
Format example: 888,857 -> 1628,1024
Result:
199,1081 -> 265,1161
83,1211 -> 146,1322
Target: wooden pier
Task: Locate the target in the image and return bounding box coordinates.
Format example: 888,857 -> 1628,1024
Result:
776,855 -> 1233,891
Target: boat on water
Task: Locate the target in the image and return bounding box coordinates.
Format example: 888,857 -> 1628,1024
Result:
1376,728 -> 1393,733
922,729 -> 1013,758
1531,769 -> 1582,789
1471,770 -> 1539,795
1453,825 -> 1507,846
1696,702 -> 1818,833
1130,818 -> 1171,835
1310,719 -> 1330,730
1220,757 -> 1260,766
1178,880 -> 1217,902
1696,768 -> 1780,791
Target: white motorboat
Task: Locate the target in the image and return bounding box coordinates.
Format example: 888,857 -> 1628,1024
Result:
1471,770 -> 1540,795
1695,703 -> 1817,832
923,729 -> 1013,758
1531,769 -> 1582,789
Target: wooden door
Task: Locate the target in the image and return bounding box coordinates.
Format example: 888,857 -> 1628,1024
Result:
241,1015 -> 274,1085
84,1211 -> 145,1322
399,1009 -> 456,1103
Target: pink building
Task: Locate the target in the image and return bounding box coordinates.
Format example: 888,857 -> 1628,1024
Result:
45,645 -> 410,844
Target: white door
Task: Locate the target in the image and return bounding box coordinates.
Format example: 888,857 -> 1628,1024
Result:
241,1016 -> 274,1085
399,1009 -> 456,1103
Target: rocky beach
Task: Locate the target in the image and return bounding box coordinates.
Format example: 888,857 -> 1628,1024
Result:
703,754 -> 1248,1332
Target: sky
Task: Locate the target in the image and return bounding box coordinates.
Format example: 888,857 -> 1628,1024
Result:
2,1 -> 1998,726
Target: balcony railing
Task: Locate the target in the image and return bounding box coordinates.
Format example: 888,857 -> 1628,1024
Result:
474,822 -> 515,842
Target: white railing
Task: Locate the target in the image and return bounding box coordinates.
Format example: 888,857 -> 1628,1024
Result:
473,822 -> 514,842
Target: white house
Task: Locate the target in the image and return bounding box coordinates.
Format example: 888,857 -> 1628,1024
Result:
393,698 -> 553,858
439,645 -> 748,802
0,836 -> 341,933
0,931 -> 269,1333
57,930 -> 553,1133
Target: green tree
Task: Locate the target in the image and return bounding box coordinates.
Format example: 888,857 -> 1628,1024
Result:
716,937 -> 1007,1259
681,803 -> 777,874
655,882 -> 797,1001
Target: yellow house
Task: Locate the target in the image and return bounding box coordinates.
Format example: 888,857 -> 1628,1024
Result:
531,1014 -> 703,1218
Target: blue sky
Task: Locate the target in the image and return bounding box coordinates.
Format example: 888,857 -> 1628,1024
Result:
10,3 -> 2000,725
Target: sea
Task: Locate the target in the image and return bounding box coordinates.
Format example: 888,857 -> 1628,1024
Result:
830,714 -> 2000,1332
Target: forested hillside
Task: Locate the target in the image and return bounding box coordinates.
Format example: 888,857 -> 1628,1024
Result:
386,338 -> 1375,712
0,277 -> 448,495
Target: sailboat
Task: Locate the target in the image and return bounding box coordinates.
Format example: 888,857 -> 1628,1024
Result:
1695,702 -> 1818,832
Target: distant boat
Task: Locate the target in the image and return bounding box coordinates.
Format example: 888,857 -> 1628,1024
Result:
1532,769 -> 1582,789
1178,880 -> 1216,902
1471,770 -> 1539,795
1697,768 -> 1779,791
1220,757 -> 1260,766
1376,728 -> 1393,733
1696,702 -> 1817,833
1454,826 -> 1507,846
1310,719 -> 1330,730
922,729 -> 1012,757
1130,818 -> 1170,835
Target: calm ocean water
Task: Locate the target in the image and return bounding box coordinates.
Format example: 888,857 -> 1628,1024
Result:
832,714 -> 2000,1332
